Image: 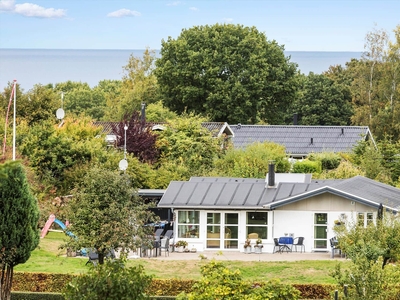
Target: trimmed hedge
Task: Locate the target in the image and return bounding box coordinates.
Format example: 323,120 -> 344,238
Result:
11,291 -> 64,300
13,272 -> 337,299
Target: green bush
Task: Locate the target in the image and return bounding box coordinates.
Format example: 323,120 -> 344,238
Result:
308,152 -> 341,170
176,260 -> 300,300
62,258 -> 153,300
292,160 -> 322,174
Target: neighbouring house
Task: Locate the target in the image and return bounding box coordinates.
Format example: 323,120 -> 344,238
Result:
93,121 -> 234,145
157,164 -> 400,253
229,125 -> 375,158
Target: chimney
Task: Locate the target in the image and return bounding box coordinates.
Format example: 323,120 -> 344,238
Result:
268,161 -> 275,188
293,113 -> 298,125
141,103 -> 146,122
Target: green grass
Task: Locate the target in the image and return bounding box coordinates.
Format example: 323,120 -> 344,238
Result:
15,231 -> 347,284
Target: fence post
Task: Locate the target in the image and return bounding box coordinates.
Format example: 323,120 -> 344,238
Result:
344,284 -> 348,297
334,290 -> 338,300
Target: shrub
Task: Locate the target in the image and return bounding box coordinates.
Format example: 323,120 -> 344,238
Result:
177,260 -> 300,300
308,152 -> 341,170
292,160 -> 322,174
63,258 -> 153,300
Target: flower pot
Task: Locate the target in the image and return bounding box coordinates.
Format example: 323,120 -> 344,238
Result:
177,246 -> 184,253
254,246 -> 262,254
244,246 -> 251,254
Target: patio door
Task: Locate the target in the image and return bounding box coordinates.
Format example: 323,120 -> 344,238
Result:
313,213 -> 328,250
206,212 -> 238,249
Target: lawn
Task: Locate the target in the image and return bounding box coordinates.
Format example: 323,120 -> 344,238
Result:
14,231 -> 346,284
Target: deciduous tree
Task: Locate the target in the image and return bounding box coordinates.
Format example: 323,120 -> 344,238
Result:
65,166 -> 157,264
155,23 -> 298,124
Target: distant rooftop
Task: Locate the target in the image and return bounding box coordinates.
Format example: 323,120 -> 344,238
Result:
230,125 -> 374,157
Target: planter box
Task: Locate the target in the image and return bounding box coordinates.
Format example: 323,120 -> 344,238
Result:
244,246 -> 252,254
254,246 -> 263,254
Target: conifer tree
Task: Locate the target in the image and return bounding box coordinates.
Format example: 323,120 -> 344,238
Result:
0,161 -> 40,300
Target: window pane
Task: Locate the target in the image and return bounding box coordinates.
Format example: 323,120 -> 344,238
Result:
314,213 -> 327,224
178,211 -> 199,224
207,213 -> 220,224
246,226 -> 267,239
247,212 -> 268,225
225,213 -> 238,225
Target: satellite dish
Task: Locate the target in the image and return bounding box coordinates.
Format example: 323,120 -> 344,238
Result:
119,159 -> 128,171
56,108 -> 65,120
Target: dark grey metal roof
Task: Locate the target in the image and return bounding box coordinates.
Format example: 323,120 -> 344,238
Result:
229,125 -> 375,156
158,176 -> 400,212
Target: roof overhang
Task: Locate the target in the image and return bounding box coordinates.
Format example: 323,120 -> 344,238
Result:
263,186 -> 397,212
138,189 -> 166,198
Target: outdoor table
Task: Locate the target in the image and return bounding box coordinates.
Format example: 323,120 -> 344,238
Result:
279,237 -> 293,252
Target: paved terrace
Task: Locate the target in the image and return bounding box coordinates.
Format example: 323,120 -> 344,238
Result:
127,250 -> 346,262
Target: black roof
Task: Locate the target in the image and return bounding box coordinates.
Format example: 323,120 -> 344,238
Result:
230,125 -> 375,156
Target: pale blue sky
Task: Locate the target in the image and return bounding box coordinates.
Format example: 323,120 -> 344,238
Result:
0,0 -> 399,51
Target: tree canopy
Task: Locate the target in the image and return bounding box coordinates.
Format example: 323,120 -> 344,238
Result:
155,23 -> 299,124
65,166 -> 157,264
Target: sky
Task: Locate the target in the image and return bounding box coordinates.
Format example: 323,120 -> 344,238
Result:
0,0 -> 399,51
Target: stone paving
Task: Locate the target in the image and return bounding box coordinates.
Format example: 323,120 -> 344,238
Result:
129,250 -> 346,262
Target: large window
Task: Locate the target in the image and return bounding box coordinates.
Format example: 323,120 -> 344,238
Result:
246,212 -> 268,239
177,211 -> 200,238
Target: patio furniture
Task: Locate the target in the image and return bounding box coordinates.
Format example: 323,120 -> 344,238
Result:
160,237 -> 170,256
292,237 -> 305,253
279,236 -> 293,252
248,233 -> 258,239
163,229 -> 173,239
330,237 -> 343,258
273,238 -> 291,254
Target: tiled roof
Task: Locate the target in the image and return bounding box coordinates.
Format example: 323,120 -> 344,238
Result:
229,125 -> 374,156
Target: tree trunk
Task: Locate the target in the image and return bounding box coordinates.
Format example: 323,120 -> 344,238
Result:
0,264 -> 13,300
98,252 -> 105,265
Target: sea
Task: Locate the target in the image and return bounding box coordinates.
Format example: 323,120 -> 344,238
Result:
0,49 -> 363,92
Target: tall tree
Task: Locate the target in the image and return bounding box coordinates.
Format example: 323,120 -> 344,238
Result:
65,166 -> 157,264
155,23 -> 298,124
290,73 -> 353,125
113,48 -> 161,121
0,161 -> 40,300
350,25 -> 400,140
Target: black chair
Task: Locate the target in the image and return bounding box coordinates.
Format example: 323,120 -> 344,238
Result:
273,238 -> 290,254
292,237 -> 305,253
85,250 -> 99,266
163,229 -> 173,239
154,228 -> 164,239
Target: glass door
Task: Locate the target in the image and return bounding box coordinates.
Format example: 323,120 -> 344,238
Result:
224,213 -> 238,249
206,212 -> 238,249
314,213 -> 327,250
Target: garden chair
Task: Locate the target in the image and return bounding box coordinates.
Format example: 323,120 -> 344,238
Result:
85,250 -> 99,266
160,237 -> 170,256
273,238 -> 287,254
163,229 -> 173,239
292,237 -> 305,253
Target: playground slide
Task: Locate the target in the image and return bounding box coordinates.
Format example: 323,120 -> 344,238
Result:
40,214 -> 56,238
40,214 -> 76,238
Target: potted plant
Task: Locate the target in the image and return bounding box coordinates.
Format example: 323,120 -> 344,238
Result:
254,238 -> 263,254
334,220 -> 343,226
243,238 -> 251,254
175,240 -> 188,253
